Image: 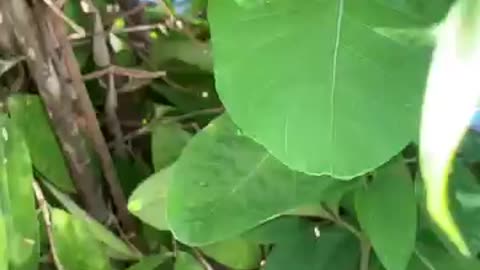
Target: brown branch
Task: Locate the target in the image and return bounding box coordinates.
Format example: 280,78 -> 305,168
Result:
43,0 -> 86,38
114,0 -> 150,55
69,22 -> 168,40
2,0 -> 109,222
86,0 -> 127,158
47,0 -> 144,249
82,65 -> 166,80
33,180 -> 65,270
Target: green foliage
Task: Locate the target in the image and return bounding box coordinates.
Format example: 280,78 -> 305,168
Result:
265,226 -> 359,270
208,0 -> 432,178
51,208 -> 111,270
8,95 -> 75,192
45,182 -> 142,260
151,123 -> 191,171
3,0 -> 480,269
419,0 -> 480,256
0,115 -> 39,270
166,115 -> 356,245
128,167 -> 171,231
355,158 -> 417,270
200,238 -> 261,270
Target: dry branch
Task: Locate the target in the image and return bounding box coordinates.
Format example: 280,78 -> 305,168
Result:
1,0 -> 109,222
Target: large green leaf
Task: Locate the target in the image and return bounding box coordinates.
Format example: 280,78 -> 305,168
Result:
128,167 -> 171,231
418,0 -> 480,256
355,157 -> 417,270
8,95 -> 74,192
167,114 -> 356,245
264,226 -> 359,270
208,0 -> 432,178
1,118 -> 39,270
51,208 -> 111,270
200,238 -> 261,270
45,182 -> 142,260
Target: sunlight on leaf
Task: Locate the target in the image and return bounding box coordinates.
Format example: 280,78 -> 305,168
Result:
419,0 -> 480,256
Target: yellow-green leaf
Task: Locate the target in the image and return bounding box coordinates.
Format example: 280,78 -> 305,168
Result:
51,209 -> 111,270
419,0 -> 480,256
44,182 -> 142,260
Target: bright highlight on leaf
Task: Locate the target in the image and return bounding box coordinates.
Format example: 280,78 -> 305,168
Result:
419,0 -> 480,257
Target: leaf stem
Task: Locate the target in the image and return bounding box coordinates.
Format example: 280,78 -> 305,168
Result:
360,235 -> 371,270
33,181 -> 65,270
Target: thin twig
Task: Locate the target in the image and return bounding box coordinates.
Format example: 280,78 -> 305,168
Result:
70,22 -> 168,40
33,181 -> 65,270
106,70 -> 128,157
42,0 -> 86,38
155,0 -> 175,20
321,204 -> 371,270
321,204 -> 362,239
192,248 -> 214,270
82,65 -> 166,80
116,2 -> 149,22
116,107 -> 224,144
359,235 -> 371,270
47,0 -> 143,247
117,78 -> 152,93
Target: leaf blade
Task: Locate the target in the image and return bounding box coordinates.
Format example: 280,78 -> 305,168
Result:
419,0 -> 480,256
355,158 -> 417,270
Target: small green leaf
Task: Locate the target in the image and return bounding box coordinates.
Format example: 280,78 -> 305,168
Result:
152,123 -> 191,171
8,95 -> 74,192
151,38 -> 213,72
419,0 -> 480,256
355,157 -> 417,270
167,114 -> 357,245
200,238 -> 261,270
51,208 -> 111,270
265,226 -> 359,270
128,167 -> 171,231
126,253 -> 172,270
44,182 -> 142,260
2,118 -> 39,270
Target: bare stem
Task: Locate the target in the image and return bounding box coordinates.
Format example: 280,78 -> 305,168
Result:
359,235 -> 371,270
192,248 -> 214,270
33,181 -> 65,270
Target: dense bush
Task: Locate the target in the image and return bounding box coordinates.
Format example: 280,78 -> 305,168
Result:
0,0 -> 479,270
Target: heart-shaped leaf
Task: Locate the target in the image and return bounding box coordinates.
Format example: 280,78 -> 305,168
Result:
167,114 -> 356,245
209,0 -> 433,178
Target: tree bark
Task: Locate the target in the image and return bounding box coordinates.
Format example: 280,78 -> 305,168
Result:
1,0 -> 109,222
